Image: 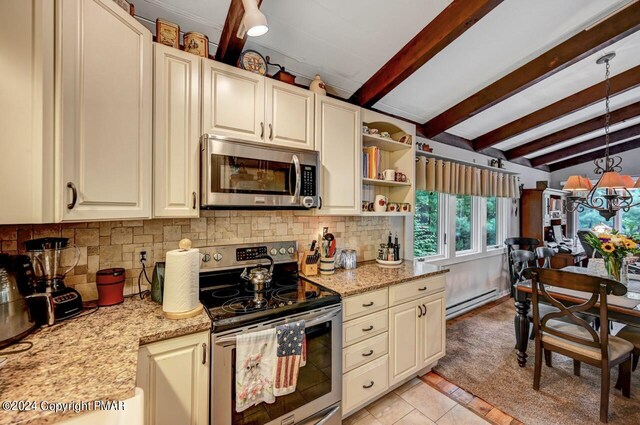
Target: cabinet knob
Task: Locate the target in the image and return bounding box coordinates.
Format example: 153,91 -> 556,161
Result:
362,381 -> 375,389
67,182 -> 78,209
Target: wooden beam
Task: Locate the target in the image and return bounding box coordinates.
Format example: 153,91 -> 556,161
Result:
548,137 -> 640,171
350,0 -> 503,108
505,102 -> 640,160
472,65 -> 640,150
425,1 -> 640,138
530,123 -> 640,167
215,0 -> 263,65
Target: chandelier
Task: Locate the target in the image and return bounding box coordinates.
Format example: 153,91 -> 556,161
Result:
563,52 -> 640,220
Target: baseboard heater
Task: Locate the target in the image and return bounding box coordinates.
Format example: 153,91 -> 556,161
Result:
446,289 -> 498,320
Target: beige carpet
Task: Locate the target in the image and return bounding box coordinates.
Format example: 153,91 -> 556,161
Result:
433,301 -> 640,424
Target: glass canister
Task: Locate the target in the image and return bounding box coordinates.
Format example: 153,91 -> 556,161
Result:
340,249 -> 357,270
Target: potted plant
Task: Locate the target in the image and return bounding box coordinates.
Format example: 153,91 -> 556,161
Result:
584,230 -> 639,282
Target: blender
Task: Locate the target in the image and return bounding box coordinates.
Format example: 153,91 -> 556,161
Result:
25,237 -> 83,322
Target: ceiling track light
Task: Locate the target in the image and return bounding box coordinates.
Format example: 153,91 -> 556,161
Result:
237,0 -> 268,38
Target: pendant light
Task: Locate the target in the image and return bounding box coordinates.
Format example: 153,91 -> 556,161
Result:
237,0 -> 269,38
563,52 -> 640,220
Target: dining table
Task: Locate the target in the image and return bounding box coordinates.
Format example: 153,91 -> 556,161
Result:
513,266 -> 640,367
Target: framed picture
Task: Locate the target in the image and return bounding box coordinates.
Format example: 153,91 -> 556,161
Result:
156,19 -> 180,49
183,32 -> 209,58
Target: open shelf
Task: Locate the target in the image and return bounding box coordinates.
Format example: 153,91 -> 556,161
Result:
363,133 -> 412,152
362,178 -> 412,187
361,211 -> 413,217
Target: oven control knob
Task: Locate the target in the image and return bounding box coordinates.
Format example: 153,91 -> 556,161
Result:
213,253 -> 223,262
202,253 -> 211,263
270,248 -> 278,256
287,246 -> 295,254
279,247 -> 286,255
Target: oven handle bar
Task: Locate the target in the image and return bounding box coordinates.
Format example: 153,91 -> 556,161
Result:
214,307 -> 341,346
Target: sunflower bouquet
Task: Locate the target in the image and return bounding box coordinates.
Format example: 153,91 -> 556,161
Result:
584,230 -> 640,281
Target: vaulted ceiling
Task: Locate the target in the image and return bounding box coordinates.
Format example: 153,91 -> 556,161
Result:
133,0 -> 640,171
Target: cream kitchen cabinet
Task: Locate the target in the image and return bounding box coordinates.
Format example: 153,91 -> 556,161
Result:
153,43 -> 201,218
56,0 -> 152,221
388,298 -> 422,384
265,79 -> 315,150
315,96 -> 361,215
137,331 -> 210,425
0,0 -> 54,224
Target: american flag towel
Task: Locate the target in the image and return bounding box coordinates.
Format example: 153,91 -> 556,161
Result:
274,320 -> 306,396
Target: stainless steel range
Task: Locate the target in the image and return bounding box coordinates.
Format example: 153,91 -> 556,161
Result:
199,241 -> 342,425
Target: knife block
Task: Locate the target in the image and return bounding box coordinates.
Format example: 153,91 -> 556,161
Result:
298,251 -> 319,276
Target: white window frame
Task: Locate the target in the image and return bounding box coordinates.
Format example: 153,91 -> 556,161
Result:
452,194 -> 481,257
485,197 -> 506,251
412,192 -> 448,261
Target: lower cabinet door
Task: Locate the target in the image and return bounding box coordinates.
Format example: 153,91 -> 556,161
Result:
136,331 -> 209,425
388,299 -> 421,386
342,354 -> 389,416
420,294 -> 446,368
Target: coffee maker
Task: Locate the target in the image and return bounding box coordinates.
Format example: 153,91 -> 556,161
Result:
25,237 -> 83,323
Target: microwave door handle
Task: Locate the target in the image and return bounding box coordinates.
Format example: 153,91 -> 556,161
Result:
292,154 -> 301,204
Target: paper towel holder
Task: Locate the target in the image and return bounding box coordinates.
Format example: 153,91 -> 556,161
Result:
164,239 -> 204,320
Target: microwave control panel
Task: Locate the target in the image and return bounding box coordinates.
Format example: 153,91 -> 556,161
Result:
301,165 -> 316,196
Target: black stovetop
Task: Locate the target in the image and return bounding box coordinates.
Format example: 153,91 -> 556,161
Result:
199,262 -> 340,332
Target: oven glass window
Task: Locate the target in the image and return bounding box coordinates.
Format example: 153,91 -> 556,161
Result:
231,322 -> 333,425
212,155 -> 293,195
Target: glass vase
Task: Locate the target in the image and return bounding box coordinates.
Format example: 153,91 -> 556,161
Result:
604,256 -> 622,282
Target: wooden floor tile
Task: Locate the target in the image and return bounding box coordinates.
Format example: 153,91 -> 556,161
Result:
467,397 -> 493,416
485,407 -> 513,425
449,388 -> 474,405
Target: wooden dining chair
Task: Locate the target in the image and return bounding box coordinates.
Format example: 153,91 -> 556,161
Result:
530,268 -> 633,423
535,247 -> 555,268
505,237 -> 540,297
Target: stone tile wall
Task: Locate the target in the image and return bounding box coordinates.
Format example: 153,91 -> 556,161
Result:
0,211 -> 391,300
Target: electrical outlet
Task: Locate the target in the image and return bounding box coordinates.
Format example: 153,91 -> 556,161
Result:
134,247 -> 152,266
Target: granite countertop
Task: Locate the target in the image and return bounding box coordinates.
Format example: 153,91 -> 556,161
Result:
0,297 -> 210,425
303,260 -> 449,296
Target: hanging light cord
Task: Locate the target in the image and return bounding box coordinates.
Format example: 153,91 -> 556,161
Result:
603,58 -> 612,161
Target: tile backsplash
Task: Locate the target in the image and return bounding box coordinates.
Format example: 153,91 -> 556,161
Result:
0,211 -> 391,301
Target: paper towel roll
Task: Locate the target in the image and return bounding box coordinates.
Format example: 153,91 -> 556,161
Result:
163,248 -> 201,318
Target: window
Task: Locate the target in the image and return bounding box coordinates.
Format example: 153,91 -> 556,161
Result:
414,191 -> 440,257
621,190 -> 640,236
577,191 -> 615,230
486,197 -> 498,247
455,195 -> 473,252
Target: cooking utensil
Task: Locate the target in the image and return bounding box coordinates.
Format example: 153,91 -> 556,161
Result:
240,255 -> 274,292
0,254 -> 38,348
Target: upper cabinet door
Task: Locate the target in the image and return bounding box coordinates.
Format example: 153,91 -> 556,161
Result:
315,96 -> 361,215
56,0 -> 152,221
202,59 -> 265,143
153,44 -> 200,218
265,80 -> 314,150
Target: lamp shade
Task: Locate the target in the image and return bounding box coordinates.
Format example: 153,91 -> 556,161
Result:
621,175 -> 635,188
564,175 -> 590,191
580,176 -> 594,190
635,177 -> 640,188
597,171 -> 626,189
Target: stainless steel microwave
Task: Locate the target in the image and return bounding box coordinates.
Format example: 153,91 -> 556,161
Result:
200,135 -> 320,209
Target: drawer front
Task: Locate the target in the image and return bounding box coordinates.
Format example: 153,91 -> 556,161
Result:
343,310 -> 388,347
389,276 -> 445,306
343,288 -> 388,321
343,355 -> 389,416
343,332 -> 388,373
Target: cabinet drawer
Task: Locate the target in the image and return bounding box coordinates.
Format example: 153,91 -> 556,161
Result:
389,276 -> 445,306
343,355 -> 389,415
343,310 -> 388,347
343,288 -> 388,321
343,332 -> 388,373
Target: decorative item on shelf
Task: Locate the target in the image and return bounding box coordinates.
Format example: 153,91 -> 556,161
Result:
373,194 -> 387,212
400,203 -> 411,212
382,169 -> 396,181
265,56 -> 296,84
387,203 -> 399,212
183,32 -> 209,57
584,231 -> 638,284
489,158 -> 504,169
399,134 -> 413,146
238,49 -> 267,75
395,172 -> 407,183
155,19 -> 180,49
112,0 -> 134,16
309,74 -> 327,95
362,125 -> 370,134
380,131 -> 391,139
369,128 -> 379,135
563,52 -> 640,220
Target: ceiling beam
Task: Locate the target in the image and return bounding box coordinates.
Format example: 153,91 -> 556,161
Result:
472,64 -> 640,151
350,0 -> 503,108
548,137 -> 640,171
530,123 -> 640,167
215,0 -> 263,65
505,102 -> 640,160
425,1 -> 640,139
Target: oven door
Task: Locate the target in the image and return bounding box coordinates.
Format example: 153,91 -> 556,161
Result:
201,136 -> 319,209
212,305 -> 342,425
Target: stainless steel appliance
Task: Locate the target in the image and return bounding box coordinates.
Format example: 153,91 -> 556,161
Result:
199,241 -> 342,425
200,135 -> 320,209
0,254 -> 38,348
25,238 -> 83,322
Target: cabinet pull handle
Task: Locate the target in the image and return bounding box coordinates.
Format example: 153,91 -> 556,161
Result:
421,305 -> 427,316
362,325 -> 374,332
66,182 -> 78,209
362,301 -> 374,307
260,122 -> 264,139
362,381 -> 375,389
202,343 -> 207,365
418,305 -> 423,318
418,286 -> 427,291
192,192 -> 197,209
362,350 -> 374,357
269,123 -> 273,140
